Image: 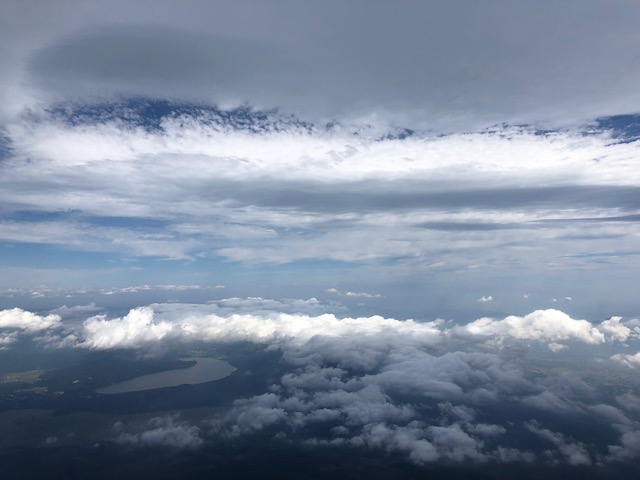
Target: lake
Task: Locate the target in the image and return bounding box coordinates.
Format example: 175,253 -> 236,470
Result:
96,357 -> 236,394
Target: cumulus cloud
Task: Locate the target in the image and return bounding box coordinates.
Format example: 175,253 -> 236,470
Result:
616,394 -> 640,416
114,416 -> 203,449
25,303 -> 521,464
215,359 -> 521,465
179,309 -> 442,348
599,316 -> 632,343
548,343 -> 568,353
4,301 -> 640,468
50,303 -> 636,363
2,299 -> 640,474
611,352 -> 640,368
350,421 -> 489,464
478,296 -> 493,303
525,421 -> 592,466
450,309 -> 606,347
608,430 -> 640,461
80,307 -> 174,349
0,307 -> 61,332
0,332 -> 17,348
605,397 -> 640,462
62,301 -> 441,353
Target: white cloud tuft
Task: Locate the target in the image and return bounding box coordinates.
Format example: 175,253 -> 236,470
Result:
598,317 -> 632,343
611,352 -> 640,368
80,307 -> 175,349
451,309 -> 606,346
327,288 -> 382,298
0,308 -> 61,332
72,305 -> 442,351
0,332 -> 17,348
548,343 -> 568,352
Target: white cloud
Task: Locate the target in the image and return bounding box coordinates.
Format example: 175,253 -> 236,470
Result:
0,332 -> 17,348
2,110 -> 640,275
67,301 -> 441,352
80,307 -> 175,349
598,316 -> 632,342
611,352 -> 640,368
52,303 -> 637,362
183,311 -> 442,348
450,309 -> 606,346
327,288 -> 382,299
548,343 -> 567,352
477,296 -> 493,303
0,308 -> 61,332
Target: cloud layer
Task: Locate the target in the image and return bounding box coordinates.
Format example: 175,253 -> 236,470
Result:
2,105 -> 640,278
3,300 -> 640,468
0,93 -> 639,322
4,1 -> 640,128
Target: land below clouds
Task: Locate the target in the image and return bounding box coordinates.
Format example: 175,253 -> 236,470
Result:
2,302 -> 640,479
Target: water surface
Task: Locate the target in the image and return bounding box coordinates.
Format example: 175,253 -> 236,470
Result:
96,357 -> 236,394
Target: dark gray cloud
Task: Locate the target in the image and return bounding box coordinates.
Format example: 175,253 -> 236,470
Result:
4,1 -> 640,128
197,182 -> 640,213
27,25 -> 284,102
